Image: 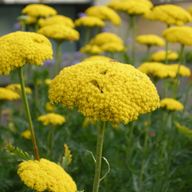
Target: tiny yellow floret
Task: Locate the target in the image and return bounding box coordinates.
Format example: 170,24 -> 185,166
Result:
160,98 -> 184,111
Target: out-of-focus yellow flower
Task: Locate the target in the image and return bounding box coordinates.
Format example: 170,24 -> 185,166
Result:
163,26 -> 192,45
45,78 -> 52,86
45,102 -> 55,112
83,55 -> 113,62
150,50 -> 178,62
0,88 -> 20,101
138,62 -> 191,78
108,0 -> 153,15
64,144 -> 72,165
38,24 -> 79,42
85,5 -> 121,25
75,16 -> 105,27
21,129 -> 31,140
49,60 -> 160,124
17,158 -> 77,192
160,98 -> 184,111
38,113 -> 65,126
22,4 -> 57,18
136,34 -> 165,47
6,84 -> 32,94
0,31 -> 53,75
175,122 -> 192,139
145,4 -> 192,26
39,15 -> 74,28
80,32 -> 125,54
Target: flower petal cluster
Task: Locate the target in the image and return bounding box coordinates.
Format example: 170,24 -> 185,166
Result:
17,158 -> 77,192
0,87 -> 20,100
49,60 -> 160,124
145,4 -> 192,25
38,24 -> 79,42
163,26 -> 192,45
6,84 -> 32,94
138,62 -> 191,78
85,5 -> 121,25
22,4 -> 57,18
39,15 -> 74,28
81,32 -> 125,54
38,113 -> 66,126
160,98 -> 184,111
75,16 -> 105,27
136,34 -> 165,46
0,31 -> 53,75
150,50 -> 178,62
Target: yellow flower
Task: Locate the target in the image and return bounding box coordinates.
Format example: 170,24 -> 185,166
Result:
45,102 -> 55,112
85,5 -> 121,25
145,4 -> 192,26
38,113 -> 65,126
39,15 -> 74,28
45,78 -> 52,85
150,50 -> 178,62
22,4 -> 57,18
75,16 -> 105,27
49,60 -> 160,124
163,26 -> 192,45
160,98 -> 184,111
38,24 -> 79,42
17,158 -> 77,192
0,31 -> 53,75
21,129 -> 31,140
0,88 -> 20,100
108,0 -> 153,15
175,122 -> 192,139
81,32 -> 125,54
6,84 -> 32,94
136,34 -> 165,47
83,55 -> 113,62
138,62 -> 191,79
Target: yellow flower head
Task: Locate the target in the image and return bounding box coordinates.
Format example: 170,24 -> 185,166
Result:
22,4 -> 57,18
45,78 -> 52,85
136,34 -> 165,46
150,50 -> 178,62
45,102 -> 55,112
83,55 -> 114,62
145,4 -> 192,26
75,16 -> 105,27
39,15 -> 74,28
175,122 -> 192,139
38,24 -> 79,42
163,26 -> 192,45
160,98 -> 184,111
38,113 -> 65,126
0,31 -> 53,75
138,62 -> 191,79
49,60 -> 160,124
85,5 -> 121,25
17,158 -> 77,192
81,32 -> 125,54
21,129 -> 31,140
6,84 -> 32,94
108,0 -> 153,15
0,88 -> 20,101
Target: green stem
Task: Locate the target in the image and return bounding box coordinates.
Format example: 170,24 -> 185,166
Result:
55,41 -> 62,75
92,122 -> 106,192
146,45 -> 151,61
130,15 -> 136,66
18,67 -> 40,160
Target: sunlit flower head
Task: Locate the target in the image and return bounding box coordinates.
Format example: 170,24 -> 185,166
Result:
38,24 -> 79,42
22,4 -> 57,18
163,26 -> 192,45
136,34 -> 165,47
49,60 -> 160,124
21,129 -> 31,140
150,50 -> 178,62
138,62 -> 191,79
39,15 -> 74,28
108,0 -> 153,16
160,98 -> 184,111
38,113 -> 66,126
0,87 -> 20,101
17,158 -> 77,192
75,16 -> 105,27
0,31 -> 53,75
85,5 -> 121,25
6,84 -> 32,94
145,4 -> 192,26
